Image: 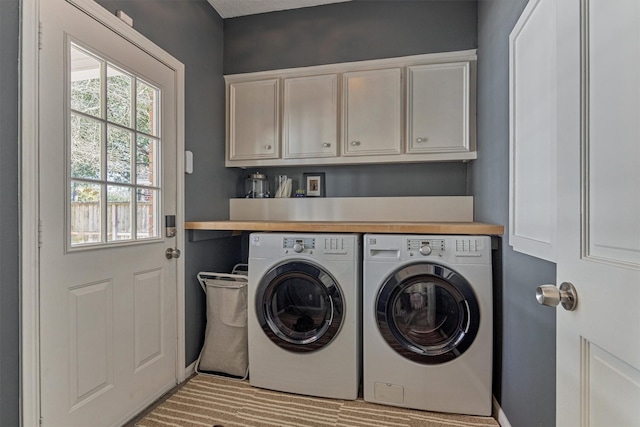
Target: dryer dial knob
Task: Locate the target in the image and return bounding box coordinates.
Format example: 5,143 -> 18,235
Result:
293,242 -> 304,253
419,245 -> 432,256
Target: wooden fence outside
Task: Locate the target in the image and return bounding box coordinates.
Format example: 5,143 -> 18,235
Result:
71,201 -> 155,244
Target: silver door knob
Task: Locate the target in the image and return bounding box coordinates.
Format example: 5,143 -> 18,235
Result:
322,142 -> 331,147
165,247 -> 181,259
536,282 -> 578,311
351,140 -> 361,146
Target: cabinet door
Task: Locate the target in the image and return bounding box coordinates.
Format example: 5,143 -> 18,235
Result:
343,68 -> 402,156
228,79 -> 279,161
407,62 -> 474,154
283,74 -> 338,159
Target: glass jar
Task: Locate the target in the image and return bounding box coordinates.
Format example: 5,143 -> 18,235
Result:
245,172 -> 270,198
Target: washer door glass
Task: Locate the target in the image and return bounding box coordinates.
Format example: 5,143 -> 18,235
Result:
376,263 -> 480,364
257,261 -> 344,353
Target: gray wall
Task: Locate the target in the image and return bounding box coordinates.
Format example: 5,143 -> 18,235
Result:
0,0 -> 20,425
93,0 -> 244,366
224,0 -> 476,200
473,1 -> 557,426
224,0 -> 477,73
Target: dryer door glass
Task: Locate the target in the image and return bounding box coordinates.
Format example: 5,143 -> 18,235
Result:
376,263 -> 480,364
257,261 -> 344,353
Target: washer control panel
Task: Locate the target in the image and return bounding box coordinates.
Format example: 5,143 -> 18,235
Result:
282,236 -> 350,255
407,239 -> 445,257
251,233 -> 358,260
283,237 -> 315,253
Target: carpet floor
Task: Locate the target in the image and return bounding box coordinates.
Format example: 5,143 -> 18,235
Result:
133,374 -> 500,427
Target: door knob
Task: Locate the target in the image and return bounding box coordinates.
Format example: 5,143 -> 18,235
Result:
165,247 -> 181,259
536,282 -> 578,311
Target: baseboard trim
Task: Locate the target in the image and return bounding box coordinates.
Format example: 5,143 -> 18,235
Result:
185,360 -> 197,379
492,396 -> 512,427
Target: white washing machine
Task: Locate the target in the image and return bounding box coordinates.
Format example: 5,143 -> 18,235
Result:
248,233 -> 361,400
363,234 -> 493,416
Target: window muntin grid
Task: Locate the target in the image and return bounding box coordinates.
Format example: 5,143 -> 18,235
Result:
69,42 -> 161,248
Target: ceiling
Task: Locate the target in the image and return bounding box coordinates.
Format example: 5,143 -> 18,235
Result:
206,0 -> 352,18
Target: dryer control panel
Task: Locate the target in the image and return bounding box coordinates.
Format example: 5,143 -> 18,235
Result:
365,234 -> 491,265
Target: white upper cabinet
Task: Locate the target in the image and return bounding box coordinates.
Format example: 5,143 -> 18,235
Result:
227,79 -> 279,161
342,68 -> 402,156
283,74 -> 338,159
225,50 -> 477,167
407,62 -> 475,154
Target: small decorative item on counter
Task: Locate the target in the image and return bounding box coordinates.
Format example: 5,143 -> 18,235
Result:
294,189 -> 306,197
303,172 -> 325,197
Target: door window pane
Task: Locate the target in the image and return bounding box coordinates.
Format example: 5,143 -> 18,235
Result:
107,65 -> 133,127
136,80 -> 159,136
70,114 -> 102,180
136,189 -> 157,239
70,46 -> 102,118
107,185 -> 132,241
70,181 -> 102,245
107,126 -> 132,183
136,135 -> 158,186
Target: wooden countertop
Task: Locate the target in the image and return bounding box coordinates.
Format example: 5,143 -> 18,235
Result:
185,221 -> 504,235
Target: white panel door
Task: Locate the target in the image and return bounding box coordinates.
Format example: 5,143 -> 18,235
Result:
39,0 -> 180,425
555,0 -> 640,425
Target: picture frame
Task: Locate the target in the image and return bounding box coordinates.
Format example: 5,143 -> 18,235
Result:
304,172 -> 325,197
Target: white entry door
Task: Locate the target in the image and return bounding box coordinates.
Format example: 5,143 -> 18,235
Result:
38,1 -> 182,425
555,0 -> 640,425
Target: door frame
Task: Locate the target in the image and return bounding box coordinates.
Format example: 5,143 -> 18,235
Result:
20,1 -> 186,425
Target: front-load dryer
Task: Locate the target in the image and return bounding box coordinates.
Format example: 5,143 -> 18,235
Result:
363,234 -> 493,415
248,233 -> 361,400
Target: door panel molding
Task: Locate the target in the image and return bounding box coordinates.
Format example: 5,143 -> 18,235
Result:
68,280 -> 114,408
508,0 -> 558,262
580,0 -> 640,269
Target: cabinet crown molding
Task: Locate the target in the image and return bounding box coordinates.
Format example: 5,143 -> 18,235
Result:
224,49 -> 477,82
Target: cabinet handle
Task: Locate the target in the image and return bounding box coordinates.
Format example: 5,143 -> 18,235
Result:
323,143 -> 331,148
416,137 -> 428,143
265,145 -> 272,150
350,141 -> 361,146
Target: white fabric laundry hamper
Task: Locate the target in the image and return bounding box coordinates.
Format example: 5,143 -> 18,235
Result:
196,265 -> 248,379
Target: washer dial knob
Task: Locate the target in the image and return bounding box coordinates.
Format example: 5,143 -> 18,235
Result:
293,242 -> 304,253
419,245 -> 432,256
